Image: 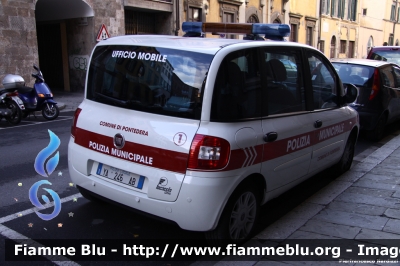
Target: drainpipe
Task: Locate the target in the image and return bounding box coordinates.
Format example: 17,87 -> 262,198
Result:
175,0 -> 180,36
318,0 -> 322,52
393,0 -> 398,45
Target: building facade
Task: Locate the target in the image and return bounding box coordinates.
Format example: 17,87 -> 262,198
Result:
318,0 -> 359,59
288,0 -> 319,48
0,0 -> 398,92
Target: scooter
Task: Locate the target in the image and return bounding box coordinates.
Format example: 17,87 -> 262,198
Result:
14,65 -> 59,120
0,87 -> 24,125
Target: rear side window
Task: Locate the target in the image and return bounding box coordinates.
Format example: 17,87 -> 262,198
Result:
381,66 -> 395,88
262,49 -> 306,115
87,45 -> 213,119
211,48 -> 262,121
393,66 -> 400,87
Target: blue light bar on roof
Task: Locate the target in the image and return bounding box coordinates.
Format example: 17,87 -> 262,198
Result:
182,22 -> 203,34
253,23 -> 290,40
182,22 -> 290,40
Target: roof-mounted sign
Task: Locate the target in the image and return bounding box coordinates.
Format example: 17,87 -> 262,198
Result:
96,24 -> 110,42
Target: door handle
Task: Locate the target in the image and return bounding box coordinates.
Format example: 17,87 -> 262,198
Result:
314,120 -> 323,128
263,132 -> 278,142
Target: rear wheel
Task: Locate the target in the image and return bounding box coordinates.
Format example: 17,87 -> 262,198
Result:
42,103 -> 59,120
5,101 -> 22,125
205,184 -> 260,245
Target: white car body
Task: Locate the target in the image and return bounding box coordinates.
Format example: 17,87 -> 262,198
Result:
68,23 -> 359,240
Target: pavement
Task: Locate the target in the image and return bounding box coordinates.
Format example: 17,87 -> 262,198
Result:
53,90 -> 84,113
54,91 -> 400,264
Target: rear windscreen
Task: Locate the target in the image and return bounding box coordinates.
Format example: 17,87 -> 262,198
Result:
87,45 -> 213,119
332,63 -> 374,87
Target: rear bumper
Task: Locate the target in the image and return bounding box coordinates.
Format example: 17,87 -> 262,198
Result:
358,112 -> 379,131
350,106 -> 381,131
68,139 -> 238,232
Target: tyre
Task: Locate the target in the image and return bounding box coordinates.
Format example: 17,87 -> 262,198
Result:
5,101 -> 22,125
205,184 -> 260,245
366,114 -> 386,141
332,134 -> 356,175
42,103 -> 59,120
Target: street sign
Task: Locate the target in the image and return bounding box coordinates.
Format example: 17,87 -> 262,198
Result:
96,24 -> 110,42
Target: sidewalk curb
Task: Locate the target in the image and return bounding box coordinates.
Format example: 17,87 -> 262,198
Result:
58,102 -> 66,110
32,102 -> 66,116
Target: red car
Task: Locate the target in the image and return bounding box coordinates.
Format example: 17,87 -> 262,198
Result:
367,46 -> 400,66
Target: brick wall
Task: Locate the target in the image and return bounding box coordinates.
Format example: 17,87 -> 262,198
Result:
0,0 -> 39,84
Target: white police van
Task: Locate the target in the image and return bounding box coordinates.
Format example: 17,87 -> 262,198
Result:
68,22 -> 359,242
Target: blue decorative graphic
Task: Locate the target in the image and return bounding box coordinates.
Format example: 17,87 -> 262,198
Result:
34,130 -> 60,177
29,180 -> 61,221
30,129 -> 62,221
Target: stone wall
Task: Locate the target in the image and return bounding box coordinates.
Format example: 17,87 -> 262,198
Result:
66,0 -> 125,91
0,0 -> 174,91
93,0 -> 125,37
66,17 -> 95,91
0,0 -> 39,84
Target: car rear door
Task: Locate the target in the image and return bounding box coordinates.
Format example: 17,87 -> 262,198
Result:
259,47 -> 314,192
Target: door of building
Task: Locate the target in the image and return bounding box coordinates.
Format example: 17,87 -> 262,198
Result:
36,23 -> 64,90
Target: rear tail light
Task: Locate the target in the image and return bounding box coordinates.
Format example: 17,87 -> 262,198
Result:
71,108 -> 82,138
369,68 -> 380,100
188,134 -> 230,170
6,91 -> 18,97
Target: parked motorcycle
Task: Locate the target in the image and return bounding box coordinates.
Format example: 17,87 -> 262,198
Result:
0,87 -> 24,125
4,65 -> 59,120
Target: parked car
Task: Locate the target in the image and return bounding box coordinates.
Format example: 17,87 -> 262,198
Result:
68,22 -> 359,244
367,46 -> 400,66
331,58 -> 400,141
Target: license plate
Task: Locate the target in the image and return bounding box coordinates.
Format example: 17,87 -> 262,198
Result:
96,163 -> 145,189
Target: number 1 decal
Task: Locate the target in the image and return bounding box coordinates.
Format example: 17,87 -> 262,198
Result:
173,132 -> 187,146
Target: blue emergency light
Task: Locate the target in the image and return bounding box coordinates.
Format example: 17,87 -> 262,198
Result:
182,22 -> 290,40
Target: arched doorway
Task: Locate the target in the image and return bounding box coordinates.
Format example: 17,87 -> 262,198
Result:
330,36 -> 337,59
247,14 -> 259,23
35,0 -> 94,91
367,36 -> 374,56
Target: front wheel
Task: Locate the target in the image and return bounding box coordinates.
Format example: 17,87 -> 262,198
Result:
205,184 -> 260,246
42,103 -> 59,120
5,101 -> 22,125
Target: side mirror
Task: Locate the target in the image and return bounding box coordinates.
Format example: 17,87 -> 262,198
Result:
342,83 -> 358,103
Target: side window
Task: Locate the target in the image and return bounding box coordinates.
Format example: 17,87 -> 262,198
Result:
381,66 -> 395,88
307,52 -> 338,109
211,49 -> 261,121
261,49 -> 306,115
393,66 -> 400,88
